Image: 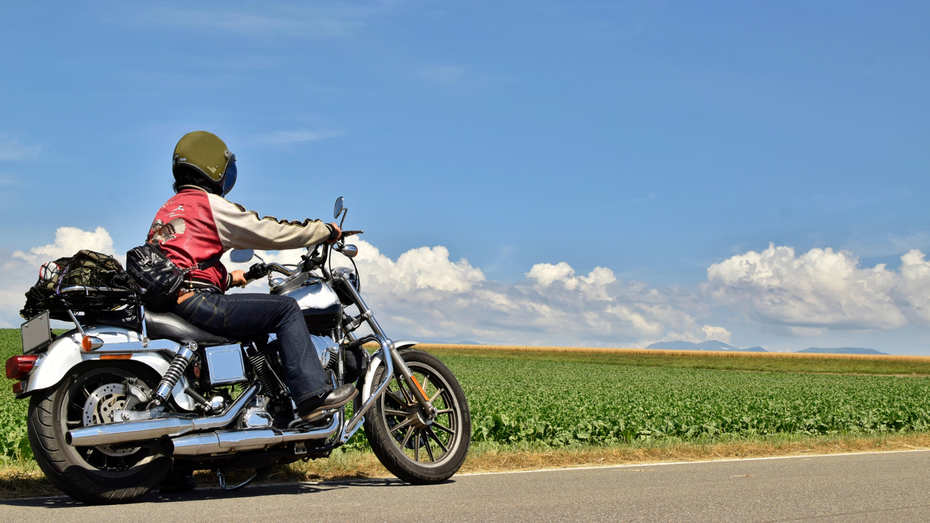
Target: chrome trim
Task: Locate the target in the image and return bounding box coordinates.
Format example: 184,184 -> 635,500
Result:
170,414 -> 341,456
192,383 -> 259,432
93,339 -> 179,353
67,309 -> 86,337
204,344 -> 247,385
58,285 -> 132,294
83,336 -> 104,351
66,384 -> 258,447
67,416 -> 192,447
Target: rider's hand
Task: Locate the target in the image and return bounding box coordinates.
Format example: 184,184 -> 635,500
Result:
230,270 -> 248,288
326,223 -> 342,244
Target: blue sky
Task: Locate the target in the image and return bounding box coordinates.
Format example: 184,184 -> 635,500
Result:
2,1 -> 930,353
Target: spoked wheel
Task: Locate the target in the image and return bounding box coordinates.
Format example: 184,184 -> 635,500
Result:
364,348 -> 471,483
27,363 -> 172,504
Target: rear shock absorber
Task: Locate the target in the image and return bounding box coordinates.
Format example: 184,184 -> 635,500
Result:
152,342 -> 196,406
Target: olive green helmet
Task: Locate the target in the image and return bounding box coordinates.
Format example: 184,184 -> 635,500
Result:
172,131 -> 237,196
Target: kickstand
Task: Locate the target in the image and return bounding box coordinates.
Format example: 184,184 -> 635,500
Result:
216,466 -> 273,491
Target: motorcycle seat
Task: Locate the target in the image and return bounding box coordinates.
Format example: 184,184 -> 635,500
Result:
144,311 -> 235,347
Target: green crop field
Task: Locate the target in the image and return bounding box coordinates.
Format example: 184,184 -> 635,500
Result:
0,330 -> 30,464
435,352 -> 930,446
4,330 -> 930,465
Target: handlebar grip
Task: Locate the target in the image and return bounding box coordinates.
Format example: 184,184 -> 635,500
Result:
245,263 -> 266,282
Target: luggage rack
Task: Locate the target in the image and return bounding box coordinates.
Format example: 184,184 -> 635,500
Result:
20,249 -> 142,326
23,285 -> 139,325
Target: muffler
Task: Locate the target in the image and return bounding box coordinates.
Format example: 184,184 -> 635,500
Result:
169,415 -> 340,455
66,417 -> 193,447
66,384 -> 258,447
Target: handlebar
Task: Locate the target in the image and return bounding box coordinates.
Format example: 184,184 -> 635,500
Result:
264,262 -> 301,277
243,261 -> 302,284
242,228 -> 361,284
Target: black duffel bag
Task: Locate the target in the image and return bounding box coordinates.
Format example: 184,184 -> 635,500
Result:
125,243 -> 188,312
126,243 -> 222,312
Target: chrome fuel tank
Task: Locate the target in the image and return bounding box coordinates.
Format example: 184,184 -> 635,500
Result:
283,281 -> 342,333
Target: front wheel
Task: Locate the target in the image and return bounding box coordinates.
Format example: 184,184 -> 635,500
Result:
364,348 -> 471,483
27,363 -> 172,504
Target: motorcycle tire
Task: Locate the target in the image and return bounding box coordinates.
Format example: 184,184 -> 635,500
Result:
364,348 -> 471,484
27,363 -> 172,504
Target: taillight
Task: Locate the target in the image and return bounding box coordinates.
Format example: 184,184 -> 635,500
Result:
6,355 -> 38,380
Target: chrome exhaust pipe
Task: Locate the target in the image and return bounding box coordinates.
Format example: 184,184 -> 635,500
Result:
66,417 -> 193,447
169,415 -> 341,456
67,384 -> 259,447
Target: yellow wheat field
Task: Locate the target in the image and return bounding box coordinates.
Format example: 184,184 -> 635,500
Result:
416,343 -> 930,363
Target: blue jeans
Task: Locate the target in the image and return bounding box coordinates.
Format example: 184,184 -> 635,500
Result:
172,291 -> 331,404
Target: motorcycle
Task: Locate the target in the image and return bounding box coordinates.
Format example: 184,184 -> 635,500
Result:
5,197 -> 471,503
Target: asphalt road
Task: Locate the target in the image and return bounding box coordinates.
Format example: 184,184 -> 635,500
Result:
4,450 -> 930,522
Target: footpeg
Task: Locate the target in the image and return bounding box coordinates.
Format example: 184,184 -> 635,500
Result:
288,410 -> 336,429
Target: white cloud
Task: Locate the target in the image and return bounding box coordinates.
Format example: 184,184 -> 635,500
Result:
361,243 -> 485,295
705,243 -> 922,330
527,262 -> 616,300
701,325 -> 732,343
344,240 -> 722,346
13,227 -> 114,265
895,249 -> 930,323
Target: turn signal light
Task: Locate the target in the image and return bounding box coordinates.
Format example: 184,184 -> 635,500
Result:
6,355 -> 38,380
81,336 -> 104,352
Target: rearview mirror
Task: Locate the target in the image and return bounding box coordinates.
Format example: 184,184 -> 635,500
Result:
341,244 -> 358,258
334,197 -> 345,219
229,249 -> 254,263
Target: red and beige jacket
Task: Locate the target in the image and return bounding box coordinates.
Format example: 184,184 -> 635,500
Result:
147,186 -> 331,292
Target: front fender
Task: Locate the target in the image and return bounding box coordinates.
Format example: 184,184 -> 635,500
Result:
360,339 -> 418,404
21,326 -> 198,411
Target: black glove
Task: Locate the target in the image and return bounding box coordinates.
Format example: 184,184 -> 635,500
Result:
245,263 -> 266,282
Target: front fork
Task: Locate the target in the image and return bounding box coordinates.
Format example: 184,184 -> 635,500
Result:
337,278 -> 437,416
389,344 -> 438,416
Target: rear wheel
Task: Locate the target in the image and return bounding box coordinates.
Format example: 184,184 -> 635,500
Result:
27,363 -> 172,504
364,349 -> 471,483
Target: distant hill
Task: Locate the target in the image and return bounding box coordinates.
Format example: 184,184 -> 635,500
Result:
797,347 -> 888,355
646,340 -> 768,352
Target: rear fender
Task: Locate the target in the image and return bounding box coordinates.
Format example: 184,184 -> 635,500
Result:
20,326 -> 199,411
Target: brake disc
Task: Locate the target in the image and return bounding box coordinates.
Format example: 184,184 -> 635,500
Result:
82,383 -> 140,457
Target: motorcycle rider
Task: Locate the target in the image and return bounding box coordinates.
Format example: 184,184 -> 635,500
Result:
148,131 -> 357,424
